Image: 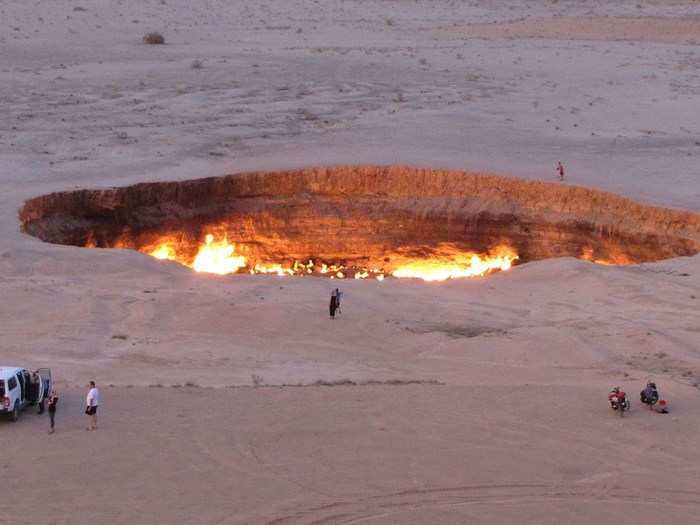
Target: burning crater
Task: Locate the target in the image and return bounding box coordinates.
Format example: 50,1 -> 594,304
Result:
18,166 -> 700,281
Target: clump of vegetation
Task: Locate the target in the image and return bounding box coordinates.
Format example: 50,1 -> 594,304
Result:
143,32 -> 165,45
297,108 -> 319,121
314,378 -> 356,387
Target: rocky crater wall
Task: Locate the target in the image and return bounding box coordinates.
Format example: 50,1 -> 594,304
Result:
18,165 -> 700,269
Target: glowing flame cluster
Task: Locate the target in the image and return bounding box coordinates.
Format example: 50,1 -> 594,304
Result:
190,234 -> 247,275
146,235 -> 518,281
150,244 -> 177,261
392,250 -> 517,281
580,246 -> 631,266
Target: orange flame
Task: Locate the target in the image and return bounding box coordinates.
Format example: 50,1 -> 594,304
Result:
392,247 -> 518,281
191,234 -> 246,275
144,235 -> 518,280
253,263 -> 295,276
580,246 -> 632,266
149,244 -> 177,261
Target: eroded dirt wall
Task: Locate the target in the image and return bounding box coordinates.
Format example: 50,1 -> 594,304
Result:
18,166 -> 700,267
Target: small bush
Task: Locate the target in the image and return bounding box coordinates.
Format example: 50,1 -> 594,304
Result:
297,108 -> 319,121
313,378 -> 356,387
143,32 -> 165,45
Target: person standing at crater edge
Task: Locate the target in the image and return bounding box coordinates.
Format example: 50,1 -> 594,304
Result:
85,381 -> 100,431
329,290 -> 338,319
335,288 -> 343,315
556,161 -> 565,181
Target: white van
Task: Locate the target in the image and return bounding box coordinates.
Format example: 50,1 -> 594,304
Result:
0,367 -> 51,422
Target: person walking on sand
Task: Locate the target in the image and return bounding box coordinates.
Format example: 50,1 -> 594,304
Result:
335,288 -> 342,315
47,389 -> 58,434
329,290 -> 338,319
556,161 -> 565,181
85,381 -> 100,430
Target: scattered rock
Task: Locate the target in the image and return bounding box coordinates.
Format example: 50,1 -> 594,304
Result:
143,32 -> 165,45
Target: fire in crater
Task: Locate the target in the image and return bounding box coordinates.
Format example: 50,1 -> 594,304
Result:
146,235 -> 518,281
18,166 -> 700,281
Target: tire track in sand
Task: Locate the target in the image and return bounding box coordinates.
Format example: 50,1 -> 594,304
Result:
264,483 -> 700,525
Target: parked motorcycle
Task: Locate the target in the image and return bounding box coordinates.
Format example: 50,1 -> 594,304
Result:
609,388 -> 630,417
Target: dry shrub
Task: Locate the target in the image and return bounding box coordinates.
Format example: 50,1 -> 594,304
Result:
297,108 -> 319,121
143,32 -> 165,45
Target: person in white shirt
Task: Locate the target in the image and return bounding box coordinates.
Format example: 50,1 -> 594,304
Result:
86,381 -> 100,431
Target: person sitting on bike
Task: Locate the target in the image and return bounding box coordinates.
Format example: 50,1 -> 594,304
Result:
640,381 -> 659,409
609,386 -> 626,405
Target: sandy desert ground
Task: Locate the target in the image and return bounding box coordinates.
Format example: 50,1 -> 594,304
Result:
1,1 -> 700,523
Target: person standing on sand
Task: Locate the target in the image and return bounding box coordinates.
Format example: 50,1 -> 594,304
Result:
335,288 -> 342,315
47,389 -> 58,434
556,161 -> 565,181
85,381 -> 100,430
329,290 -> 338,319
31,372 -> 44,414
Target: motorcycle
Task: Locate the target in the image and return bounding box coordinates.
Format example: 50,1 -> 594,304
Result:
609,392 -> 630,417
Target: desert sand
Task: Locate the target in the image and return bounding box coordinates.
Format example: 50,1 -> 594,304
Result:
1,1 -> 700,524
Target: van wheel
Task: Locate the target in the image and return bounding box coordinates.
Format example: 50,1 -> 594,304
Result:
11,402 -> 19,422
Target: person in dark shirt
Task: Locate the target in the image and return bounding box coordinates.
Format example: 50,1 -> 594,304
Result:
335,288 -> 342,315
329,291 -> 338,319
47,390 -> 58,434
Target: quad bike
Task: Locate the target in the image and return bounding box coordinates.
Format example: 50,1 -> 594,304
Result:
609,391 -> 630,417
